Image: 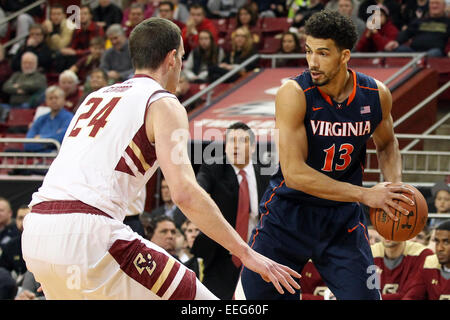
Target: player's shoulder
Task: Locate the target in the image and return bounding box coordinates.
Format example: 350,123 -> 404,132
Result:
371,242 -> 385,258
423,254 -> 441,270
404,241 -> 434,257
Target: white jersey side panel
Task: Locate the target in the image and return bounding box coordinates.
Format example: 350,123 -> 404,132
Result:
30,76 -> 176,221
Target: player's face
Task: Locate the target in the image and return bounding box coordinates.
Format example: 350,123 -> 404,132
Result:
151,221 -> 177,253
434,230 -> 449,265
305,36 -> 347,86
382,238 -> 403,248
166,40 -> 184,94
225,129 -> 255,168
435,190 -> 450,213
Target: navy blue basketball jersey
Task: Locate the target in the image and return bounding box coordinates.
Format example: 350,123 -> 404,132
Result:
271,69 -> 383,206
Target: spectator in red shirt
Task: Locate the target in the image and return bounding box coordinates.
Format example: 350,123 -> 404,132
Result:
355,4 -> 399,52
70,37 -> 105,84
371,238 -> 434,300
403,220 -> 450,300
123,3 -> 146,37
58,70 -> 82,113
157,1 -> 186,30
300,260 -> 328,300
182,4 -> 218,56
64,5 -> 105,58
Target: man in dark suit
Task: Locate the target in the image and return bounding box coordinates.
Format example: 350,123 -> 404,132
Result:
191,122 -> 271,299
150,178 -> 186,229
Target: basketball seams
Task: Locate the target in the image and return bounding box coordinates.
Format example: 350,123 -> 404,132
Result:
408,193 -> 419,239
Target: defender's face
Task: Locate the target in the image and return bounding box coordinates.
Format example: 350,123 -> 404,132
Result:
305,36 -> 346,86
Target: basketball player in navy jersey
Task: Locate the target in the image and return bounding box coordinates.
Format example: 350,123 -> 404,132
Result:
234,10 -> 415,300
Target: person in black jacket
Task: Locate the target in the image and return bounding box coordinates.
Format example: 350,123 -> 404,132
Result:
93,0 -> 123,31
190,122 -> 271,299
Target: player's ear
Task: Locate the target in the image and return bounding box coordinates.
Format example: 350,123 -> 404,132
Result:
165,49 -> 177,68
341,49 -> 351,64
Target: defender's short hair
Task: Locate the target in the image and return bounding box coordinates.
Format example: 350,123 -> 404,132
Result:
129,18 -> 181,70
305,10 -> 358,51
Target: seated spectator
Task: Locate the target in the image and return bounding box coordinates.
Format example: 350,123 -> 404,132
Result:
11,24 -> 52,73
150,178 -> 186,229
338,0 -> 366,40
1,52 -> 47,110
411,225 -> 432,246
372,238 -> 434,299
249,0 -> 287,18
161,0 -> 190,23
355,4 -> 399,52
385,0 -> 450,57
122,0 -> 157,26
0,198 -> 19,247
291,0 -> 324,29
300,260 -> 328,300
146,215 -> 179,259
155,1 -> 186,30
208,26 -> 258,83
42,4 -> 75,52
428,181 -> 450,227
0,205 -> 30,283
234,4 -> 261,46
207,0 -> 247,18
123,3 -> 146,37
275,31 -> 303,67
58,70 -> 82,113
368,225 -> 383,245
93,0 -> 124,31
359,0 -> 403,30
78,68 -> 109,110
0,45 -> 13,105
100,24 -> 134,82
3,0 -> 44,55
175,71 -> 203,110
183,29 -> 225,83
403,220 -> 450,300
70,37 -> 105,84
24,86 -> 73,152
401,0 -> 429,28
62,5 -> 105,60
0,267 -> 17,299
182,4 -> 219,56
183,219 -> 205,280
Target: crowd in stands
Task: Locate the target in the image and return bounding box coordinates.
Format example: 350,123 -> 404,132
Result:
0,0 -> 449,300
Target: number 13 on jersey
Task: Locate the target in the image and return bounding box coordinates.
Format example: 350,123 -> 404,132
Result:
321,143 -> 354,172
68,97 -> 121,138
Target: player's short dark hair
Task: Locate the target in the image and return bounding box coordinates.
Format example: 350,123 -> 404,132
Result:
159,1 -> 174,11
129,17 -> 181,71
226,122 -> 255,145
436,220 -> 450,232
304,10 -> 358,51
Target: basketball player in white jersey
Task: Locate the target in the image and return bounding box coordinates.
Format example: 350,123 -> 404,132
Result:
21,18 -> 301,300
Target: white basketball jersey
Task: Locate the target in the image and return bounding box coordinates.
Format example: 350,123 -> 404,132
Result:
30,75 -> 176,221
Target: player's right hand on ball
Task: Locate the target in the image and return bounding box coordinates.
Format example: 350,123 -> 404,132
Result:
241,247 -> 301,295
363,182 -> 415,221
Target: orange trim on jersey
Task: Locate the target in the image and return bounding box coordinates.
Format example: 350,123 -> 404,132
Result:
250,180 -> 285,249
348,224 -> 359,233
357,85 -> 379,91
303,86 -> 316,93
346,69 -> 357,106
359,222 -> 370,246
316,87 -> 333,106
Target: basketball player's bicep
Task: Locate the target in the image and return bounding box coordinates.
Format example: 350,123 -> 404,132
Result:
372,81 -> 396,151
275,82 -> 308,173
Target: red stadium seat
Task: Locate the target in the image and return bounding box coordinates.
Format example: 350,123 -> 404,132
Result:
259,17 -> 291,36
211,18 -> 229,37
259,37 -> 281,54
4,108 -> 36,133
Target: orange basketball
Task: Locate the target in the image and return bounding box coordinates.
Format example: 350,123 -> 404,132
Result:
369,184 -> 428,241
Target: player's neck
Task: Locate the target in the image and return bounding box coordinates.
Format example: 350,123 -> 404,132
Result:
134,69 -> 166,88
319,67 -> 352,103
384,242 -> 406,260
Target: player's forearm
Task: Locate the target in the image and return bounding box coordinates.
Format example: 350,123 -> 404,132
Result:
376,138 -> 402,183
284,162 -> 366,203
172,180 -> 249,259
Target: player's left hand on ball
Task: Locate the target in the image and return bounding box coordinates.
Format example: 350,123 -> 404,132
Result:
241,248 -> 301,295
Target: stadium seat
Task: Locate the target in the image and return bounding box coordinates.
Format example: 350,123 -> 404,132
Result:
259,17 -> 291,36
4,108 -> 36,133
259,37 -> 281,54
211,18 -> 229,37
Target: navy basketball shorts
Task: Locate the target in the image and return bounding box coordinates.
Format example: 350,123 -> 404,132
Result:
237,191 -> 381,300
